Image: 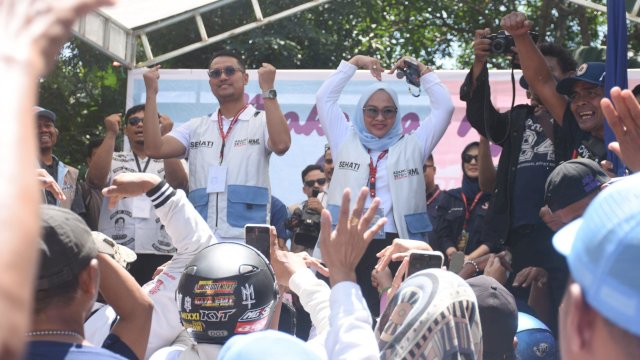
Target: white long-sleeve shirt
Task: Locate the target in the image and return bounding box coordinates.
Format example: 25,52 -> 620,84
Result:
315,60 -> 453,233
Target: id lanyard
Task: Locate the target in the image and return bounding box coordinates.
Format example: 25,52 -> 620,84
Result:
367,149 -> 389,198
427,189 -> 441,205
217,104 -> 249,165
461,192 -> 483,231
133,153 -> 151,173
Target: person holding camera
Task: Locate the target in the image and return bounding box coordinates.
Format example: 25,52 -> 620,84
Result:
460,25 -> 577,334
287,164 -> 327,255
315,54 -> 454,317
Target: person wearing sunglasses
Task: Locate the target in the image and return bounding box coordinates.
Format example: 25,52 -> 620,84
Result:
433,141 -> 492,262
86,104 -> 188,285
141,50 -> 290,243
315,54 -> 454,318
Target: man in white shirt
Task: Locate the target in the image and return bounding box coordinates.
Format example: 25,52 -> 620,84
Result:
142,50 -> 291,242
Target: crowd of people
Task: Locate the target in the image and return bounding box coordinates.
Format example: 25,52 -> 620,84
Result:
3,1 -> 640,359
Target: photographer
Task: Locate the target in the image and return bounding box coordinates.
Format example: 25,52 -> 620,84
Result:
460,26 -> 576,333
287,165 -> 327,254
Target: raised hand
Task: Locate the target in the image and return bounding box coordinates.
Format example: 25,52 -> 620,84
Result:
601,87 -> 640,172
143,65 -> 161,96
258,63 -> 276,91
500,11 -> 533,37
104,113 -> 121,136
348,55 -> 384,81
319,187 -> 387,287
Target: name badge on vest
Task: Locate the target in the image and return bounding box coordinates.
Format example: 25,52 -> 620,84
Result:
366,207 -> 385,240
132,196 -> 152,218
207,165 -> 228,193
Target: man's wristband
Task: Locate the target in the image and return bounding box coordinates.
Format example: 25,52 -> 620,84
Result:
464,260 -> 480,275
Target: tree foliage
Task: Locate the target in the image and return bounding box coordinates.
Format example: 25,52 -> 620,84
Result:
41,0 -> 638,172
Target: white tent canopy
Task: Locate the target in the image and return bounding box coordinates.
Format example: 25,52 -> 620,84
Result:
72,0 -> 331,68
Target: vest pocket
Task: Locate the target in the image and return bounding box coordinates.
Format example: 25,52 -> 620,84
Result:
327,204 -> 340,228
188,188 -> 209,221
227,185 -> 269,227
405,212 -> 432,241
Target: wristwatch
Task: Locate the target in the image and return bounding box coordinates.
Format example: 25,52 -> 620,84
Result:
262,88 -> 277,99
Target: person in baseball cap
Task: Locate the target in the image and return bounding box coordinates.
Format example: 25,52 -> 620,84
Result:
516,312 -> 559,360
555,62 -> 605,97
552,173 -> 640,360
542,158 -> 610,231
467,275 -> 518,360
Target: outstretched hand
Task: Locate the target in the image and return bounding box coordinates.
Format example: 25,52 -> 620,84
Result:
36,169 -> 65,201
102,173 -> 161,209
601,87 -> 640,172
0,0 -> 117,75
319,187 -> 387,287
269,226 -> 328,287
375,238 -> 432,272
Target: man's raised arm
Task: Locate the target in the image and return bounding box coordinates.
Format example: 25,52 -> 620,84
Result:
502,11 -> 568,125
143,66 -> 188,159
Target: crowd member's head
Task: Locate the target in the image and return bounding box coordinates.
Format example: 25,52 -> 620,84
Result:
35,205 -> 99,324
207,50 -> 247,104
301,164 -> 326,199
84,137 -> 104,167
516,312 -> 559,360
552,173 -> 640,360
556,62 -> 606,135
35,106 -> 59,156
352,84 -> 403,151
460,141 -> 481,200
176,242 -> 278,348
542,158 -> 610,231
377,269 -> 482,359
124,104 -> 146,147
423,154 -> 437,193
218,330 -> 321,360
523,43 -> 577,108
467,275 -> 518,360
323,144 -> 334,182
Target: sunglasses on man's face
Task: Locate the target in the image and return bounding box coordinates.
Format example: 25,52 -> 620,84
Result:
207,66 -> 243,79
462,154 -> 478,163
304,178 -> 327,187
127,117 -> 143,126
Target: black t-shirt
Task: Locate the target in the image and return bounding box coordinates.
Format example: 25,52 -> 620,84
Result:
511,116 -> 556,228
556,105 -> 606,164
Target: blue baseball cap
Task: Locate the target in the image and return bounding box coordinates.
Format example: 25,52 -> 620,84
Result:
34,106 -> 57,122
516,312 -> 558,360
556,62 -> 605,96
553,173 -> 640,337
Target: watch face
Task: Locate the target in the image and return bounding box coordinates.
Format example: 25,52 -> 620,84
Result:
263,89 -> 277,99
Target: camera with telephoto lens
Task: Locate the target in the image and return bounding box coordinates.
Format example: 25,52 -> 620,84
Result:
285,189 -> 321,249
396,58 -> 421,87
483,30 -> 539,55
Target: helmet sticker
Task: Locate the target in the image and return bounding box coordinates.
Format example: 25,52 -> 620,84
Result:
194,280 -> 237,295
241,283 -> 256,309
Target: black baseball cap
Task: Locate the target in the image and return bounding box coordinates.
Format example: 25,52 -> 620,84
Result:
544,159 -> 610,212
38,205 -> 97,290
467,275 -> 518,359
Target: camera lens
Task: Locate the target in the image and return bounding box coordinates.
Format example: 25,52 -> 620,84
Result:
396,70 -> 406,79
492,39 -> 505,53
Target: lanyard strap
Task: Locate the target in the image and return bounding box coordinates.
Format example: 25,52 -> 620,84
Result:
461,192 -> 483,230
367,149 -> 389,198
217,104 -> 249,165
427,189 -> 441,205
133,153 -> 151,173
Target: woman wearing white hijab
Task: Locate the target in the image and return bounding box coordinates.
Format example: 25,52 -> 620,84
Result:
315,55 -> 454,317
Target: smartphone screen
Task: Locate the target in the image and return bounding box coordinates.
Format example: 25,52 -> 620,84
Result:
449,251 -> 465,274
244,224 -> 271,261
407,251 -> 444,277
